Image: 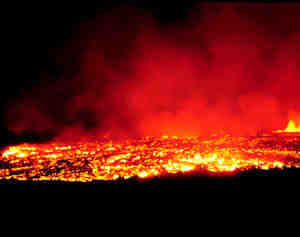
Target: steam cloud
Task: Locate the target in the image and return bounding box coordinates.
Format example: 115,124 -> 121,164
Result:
6,3 -> 300,140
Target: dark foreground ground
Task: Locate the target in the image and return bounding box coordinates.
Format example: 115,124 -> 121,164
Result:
1,167 -> 299,185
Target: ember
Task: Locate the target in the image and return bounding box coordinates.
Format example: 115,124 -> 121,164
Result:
1,134 -> 300,182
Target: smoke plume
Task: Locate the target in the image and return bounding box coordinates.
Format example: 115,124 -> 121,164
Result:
5,3 -> 300,140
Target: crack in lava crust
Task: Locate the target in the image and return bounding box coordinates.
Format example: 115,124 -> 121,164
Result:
1,134 -> 300,182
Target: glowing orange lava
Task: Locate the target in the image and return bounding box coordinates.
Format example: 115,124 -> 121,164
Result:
283,120 -> 300,132
1,134 -> 300,182
275,120 -> 300,133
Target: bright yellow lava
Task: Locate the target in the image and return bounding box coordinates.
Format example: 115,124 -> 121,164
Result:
276,120 -> 300,133
1,134 -> 300,182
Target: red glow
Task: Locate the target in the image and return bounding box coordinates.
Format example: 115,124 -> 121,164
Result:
2,4 -> 300,182
4,4 -> 300,142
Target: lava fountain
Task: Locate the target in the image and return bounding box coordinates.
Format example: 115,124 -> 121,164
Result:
275,120 -> 300,133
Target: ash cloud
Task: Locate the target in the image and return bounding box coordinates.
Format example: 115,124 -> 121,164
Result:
5,3 -> 300,140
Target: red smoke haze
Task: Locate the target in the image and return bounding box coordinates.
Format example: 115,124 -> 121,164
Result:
6,3 -> 300,140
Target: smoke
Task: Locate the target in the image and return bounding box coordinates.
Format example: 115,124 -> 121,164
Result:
5,3 -> 300,140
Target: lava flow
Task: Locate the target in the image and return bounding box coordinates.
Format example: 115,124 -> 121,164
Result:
1,131 -> 300,182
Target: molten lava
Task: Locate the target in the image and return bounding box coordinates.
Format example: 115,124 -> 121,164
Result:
275,120 -> 300,133
283,120 -> 300,132
1,134 -> 300,182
